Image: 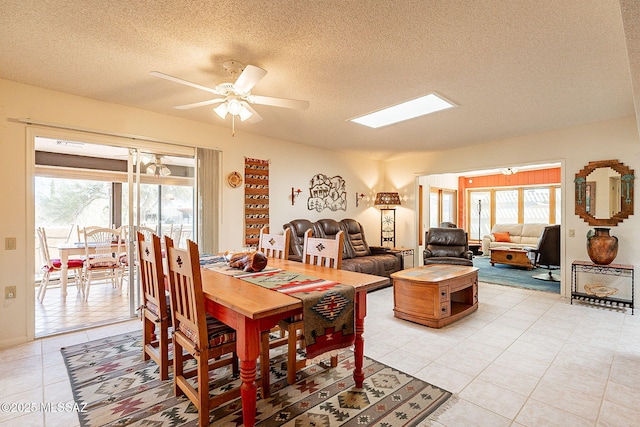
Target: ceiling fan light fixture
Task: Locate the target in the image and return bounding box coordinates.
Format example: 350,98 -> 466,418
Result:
227,98 -> 243,115
214,103 -> 228,119
239,103 -> 253,121
146,155 -> 171,177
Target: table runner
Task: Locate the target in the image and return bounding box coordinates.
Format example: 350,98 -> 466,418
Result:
200,256 -> 355,361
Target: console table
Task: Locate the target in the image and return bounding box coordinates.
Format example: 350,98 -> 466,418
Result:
571,261 -> 634,314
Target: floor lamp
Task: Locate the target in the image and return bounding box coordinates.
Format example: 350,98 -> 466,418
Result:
374,192 -> 401,248
477,199 -> 482,242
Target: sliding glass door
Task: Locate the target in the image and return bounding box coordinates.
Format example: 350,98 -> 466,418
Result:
34,135 -> 195,337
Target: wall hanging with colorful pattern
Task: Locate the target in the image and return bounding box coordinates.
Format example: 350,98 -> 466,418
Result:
244,157 -> 269,247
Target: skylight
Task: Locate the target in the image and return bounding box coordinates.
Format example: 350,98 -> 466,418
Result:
350,93 -> 455,128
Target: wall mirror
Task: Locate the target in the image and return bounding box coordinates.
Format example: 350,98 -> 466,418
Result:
575,159 -> 635,226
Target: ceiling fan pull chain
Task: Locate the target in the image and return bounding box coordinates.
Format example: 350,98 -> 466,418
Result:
232,114 -> 236,137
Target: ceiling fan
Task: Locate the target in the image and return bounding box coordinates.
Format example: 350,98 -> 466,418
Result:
151,60 -> 309,134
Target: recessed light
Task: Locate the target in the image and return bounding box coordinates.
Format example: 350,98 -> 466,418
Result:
350,93 -> 456,128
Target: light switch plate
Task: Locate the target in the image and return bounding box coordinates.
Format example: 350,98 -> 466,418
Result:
5,237 -> 16,250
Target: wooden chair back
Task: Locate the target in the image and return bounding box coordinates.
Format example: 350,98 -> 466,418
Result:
302,229 -> 344,269
137,226 -> 157,241
137,231 -> 166,317
164,236 -> 207,350
137,230 -> 171,379
258,227 -> 290,260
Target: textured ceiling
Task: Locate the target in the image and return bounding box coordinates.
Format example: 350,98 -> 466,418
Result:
0,0 -> 637,160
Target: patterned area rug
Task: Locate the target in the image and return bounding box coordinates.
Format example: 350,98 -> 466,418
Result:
61,332 -> 452,426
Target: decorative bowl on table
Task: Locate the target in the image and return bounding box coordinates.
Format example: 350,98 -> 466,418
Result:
584,284 -> 619,298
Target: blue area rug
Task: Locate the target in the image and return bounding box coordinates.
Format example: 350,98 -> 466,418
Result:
473,256 -> 560,293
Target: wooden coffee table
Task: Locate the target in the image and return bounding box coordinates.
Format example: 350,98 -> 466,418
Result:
391,264 -> 478,328
490,247 -> 533,269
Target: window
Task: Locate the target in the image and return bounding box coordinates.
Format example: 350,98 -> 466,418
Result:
430,188 -> 457,227
524,188 -> 550,223
467,185 -> 560,233
495,190 -> 518,224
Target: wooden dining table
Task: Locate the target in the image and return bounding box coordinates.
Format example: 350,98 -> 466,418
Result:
201,257 -> 389,427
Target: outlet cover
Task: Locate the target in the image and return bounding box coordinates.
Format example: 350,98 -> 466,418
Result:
5,286 -> 16,299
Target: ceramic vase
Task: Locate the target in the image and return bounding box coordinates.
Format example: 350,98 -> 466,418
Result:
587,227 -> 618,265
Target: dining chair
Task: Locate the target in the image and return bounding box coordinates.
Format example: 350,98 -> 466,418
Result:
273,229 -> 344,388
164,236 -> 240,427
82,227 -> 123,301
36,227 -> 84,302
137,231 -> 172,380
257,227 -> 290,395
257,227 -> 290,260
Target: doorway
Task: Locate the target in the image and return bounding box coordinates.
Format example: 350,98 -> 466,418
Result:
33,134 -> 195,337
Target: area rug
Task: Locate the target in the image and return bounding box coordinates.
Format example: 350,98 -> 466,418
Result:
61,331 -> 452,426
473,256 -> 560,293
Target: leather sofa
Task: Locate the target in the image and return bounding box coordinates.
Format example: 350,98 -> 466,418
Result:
283,218 -> 402,278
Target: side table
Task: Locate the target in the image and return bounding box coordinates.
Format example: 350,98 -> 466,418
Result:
390,247 -> 414,269
571,260 -> 634,314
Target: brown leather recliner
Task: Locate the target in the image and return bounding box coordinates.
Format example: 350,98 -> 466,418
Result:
339,219 -> 401,277
283,219 -> 315,262
423,227 -> 473,266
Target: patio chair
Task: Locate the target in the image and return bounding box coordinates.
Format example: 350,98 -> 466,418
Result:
36,227 -> 84,302
82,227 -> 123,301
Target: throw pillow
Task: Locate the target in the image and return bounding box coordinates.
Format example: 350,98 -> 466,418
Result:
494,231 -> 511,242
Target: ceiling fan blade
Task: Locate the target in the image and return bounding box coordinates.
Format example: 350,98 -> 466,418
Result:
244,104 -> 263,123
249,95 -> 310,110
233,65 -> 267,94
150,71 -> 221,95
174,98 -> 225,110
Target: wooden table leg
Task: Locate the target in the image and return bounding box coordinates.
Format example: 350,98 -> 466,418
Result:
353,290 -> 367,388
236,316 -> 260,427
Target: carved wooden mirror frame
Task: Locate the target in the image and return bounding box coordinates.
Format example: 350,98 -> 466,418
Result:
574,159 -> 635,226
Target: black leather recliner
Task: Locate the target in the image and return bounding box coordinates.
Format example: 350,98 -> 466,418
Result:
423,227 -> 473,266
526,225 -> 560,281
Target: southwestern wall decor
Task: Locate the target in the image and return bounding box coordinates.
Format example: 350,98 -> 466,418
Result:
308,173 -> 346,211
244,157 -> 269,247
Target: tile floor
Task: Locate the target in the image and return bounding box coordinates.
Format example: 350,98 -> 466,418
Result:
2,282 -> 640,426
35,281 -> 133,337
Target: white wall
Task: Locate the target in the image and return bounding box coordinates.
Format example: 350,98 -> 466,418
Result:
385,116 -> 640,298
0,78 -> 384,347
2,77 -> 639,347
